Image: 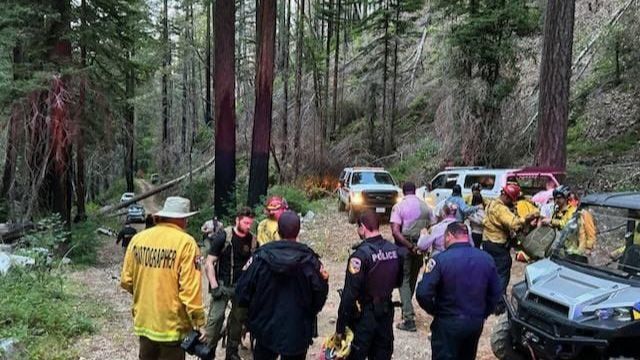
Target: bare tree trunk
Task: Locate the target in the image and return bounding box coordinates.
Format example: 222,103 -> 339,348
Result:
125,49 -> 135,193
248,0 -> 277,207
162,0 -> 170,165
380,0 -> 390,154
324,0 -> 333,143
1,44 -> 24,200
386,0 -> 400,154
331,0 -> 341,136
280,0 -> 291,182
293,0 -> 305,178
368,82 -> 377,153
535,0 -> 575,169
214,0 -> 237,217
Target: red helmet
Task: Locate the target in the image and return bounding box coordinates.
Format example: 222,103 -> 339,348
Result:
266,196 -> 288,211
502,183 -> 521,202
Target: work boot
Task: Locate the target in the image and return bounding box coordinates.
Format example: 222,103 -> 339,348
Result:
396,320 -> 417,332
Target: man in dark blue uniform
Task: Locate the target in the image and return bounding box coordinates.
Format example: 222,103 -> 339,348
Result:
336,211 -> 404,360
416,222 -> 501,360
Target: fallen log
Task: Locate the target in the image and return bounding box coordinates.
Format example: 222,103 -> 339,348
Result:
98,156 -> 215,215
1,222 -> 36,243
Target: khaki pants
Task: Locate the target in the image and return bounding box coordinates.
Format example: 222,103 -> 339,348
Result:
139,336 -> 185,360
399,251 -> 424,322
205,285 -> 247,353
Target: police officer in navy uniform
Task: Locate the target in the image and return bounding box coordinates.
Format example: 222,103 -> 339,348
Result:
336,211 -> 404,360
416,222 -> 501,360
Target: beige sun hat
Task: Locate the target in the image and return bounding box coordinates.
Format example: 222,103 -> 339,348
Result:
154,196 -> 199,218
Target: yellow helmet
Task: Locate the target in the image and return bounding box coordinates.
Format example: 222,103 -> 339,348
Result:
322,327 -> 354,360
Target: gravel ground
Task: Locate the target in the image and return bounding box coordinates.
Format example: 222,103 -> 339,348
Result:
70,199 -> 525,359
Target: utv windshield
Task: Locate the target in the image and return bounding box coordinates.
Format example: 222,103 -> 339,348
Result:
351,172 -> 396,186
552,205 -> 640,278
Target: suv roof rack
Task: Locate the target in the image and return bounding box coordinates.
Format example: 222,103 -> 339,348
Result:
444,166 -> 487,171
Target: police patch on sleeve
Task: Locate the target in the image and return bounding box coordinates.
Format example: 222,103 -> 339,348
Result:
425,258 -> 436,273
348,257 -> 362,274
242,256 -> 253,271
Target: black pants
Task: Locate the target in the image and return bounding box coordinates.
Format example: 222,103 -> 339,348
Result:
431,317 -> 484,360
253,341 -> 307,360
482,241 -> 511,307
139,337 -> 185,360
348,306 -> 394,360
471,233 -> 483,248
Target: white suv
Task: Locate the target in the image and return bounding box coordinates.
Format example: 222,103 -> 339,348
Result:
337,167 -> 402,223
417,166 -> 565,208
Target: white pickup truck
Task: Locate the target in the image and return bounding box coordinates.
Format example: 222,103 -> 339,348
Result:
337,167 -> 403,223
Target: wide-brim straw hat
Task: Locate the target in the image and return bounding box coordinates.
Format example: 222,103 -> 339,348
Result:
154,196 -> 199,218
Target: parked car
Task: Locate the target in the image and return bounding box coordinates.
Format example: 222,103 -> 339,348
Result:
492,192 -> 640,360
126,204 -> 146,223
337,167 -> 402,223
416,166 -> 565,208
120,192 -> 135,203
150,173 -> 160,184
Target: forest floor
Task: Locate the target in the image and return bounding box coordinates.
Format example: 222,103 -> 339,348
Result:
69,196 -> 524,359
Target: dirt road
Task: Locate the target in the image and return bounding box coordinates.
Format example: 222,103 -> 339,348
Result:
70,199 -> 524,359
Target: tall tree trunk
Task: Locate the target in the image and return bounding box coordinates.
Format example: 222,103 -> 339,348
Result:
368,82 -> 377,153
323,0 -> 334,143
75,0 -> 88,222
125,48 -> 136,193
205,0 -> 213,127
380,0 -> 390,154
248,0 -> 277,207
293,0 -> 305,178
162,0 -> 170,162
386,1 -> 400,154
280,0 -> 291,182
1,44 -> 24,200
214,0 -> 237,217
47,0 -> 73,226
535,0 -> 575,169
331,0 -> 341,136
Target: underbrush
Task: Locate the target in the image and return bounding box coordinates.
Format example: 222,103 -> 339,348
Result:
0,268 -> 97,359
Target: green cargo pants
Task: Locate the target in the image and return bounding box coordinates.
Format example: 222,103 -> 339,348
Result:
205,285 -> 247,354
399,251 -> 424,322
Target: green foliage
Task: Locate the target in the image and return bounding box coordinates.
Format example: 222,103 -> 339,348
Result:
434,0 -> 539,90
68,219 -> 102,265
568,131 -> 639,157
266,185 -> 315,215
21,215 -> 70,252
0,268 -> 97,359
388,140 -> 438,180
96,178 -> 127,205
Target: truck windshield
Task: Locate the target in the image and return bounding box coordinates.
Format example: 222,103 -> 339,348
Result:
553,205 -> 640,278
351,172 -> 395,186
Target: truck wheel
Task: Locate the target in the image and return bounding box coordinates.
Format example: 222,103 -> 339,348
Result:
491,314 -> 526,360
338,199 -> 346,212
348,208 -> 358,224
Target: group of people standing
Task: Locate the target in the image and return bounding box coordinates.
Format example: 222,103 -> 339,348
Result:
117,177 -> 578,360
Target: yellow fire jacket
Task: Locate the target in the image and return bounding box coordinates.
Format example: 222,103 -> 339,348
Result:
256,218 -> 280,246
120,223 -> 205,342
551,204 -> 577,229
483,199 -> 526,244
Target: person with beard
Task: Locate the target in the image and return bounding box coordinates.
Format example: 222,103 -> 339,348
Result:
235,211 -> 329,360
335,211 -> 403,360
204,207 -> 256,360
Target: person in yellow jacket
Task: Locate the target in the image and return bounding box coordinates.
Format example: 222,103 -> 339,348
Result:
121,196 -> 206,360
256,196 -> 288,245
541,186 -> 576,230
482,183 -> 539,314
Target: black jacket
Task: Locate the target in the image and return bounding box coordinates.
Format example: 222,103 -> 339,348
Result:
235,240 -> 329,356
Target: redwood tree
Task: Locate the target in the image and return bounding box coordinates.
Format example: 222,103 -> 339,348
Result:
535,0 -> 576,169
214,0 -> 237,217
248,0 -> 277,207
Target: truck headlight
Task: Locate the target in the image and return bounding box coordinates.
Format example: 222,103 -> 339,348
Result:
351,192 -> 364,205
395,195 -> 403,204
594,308 -> 633,322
